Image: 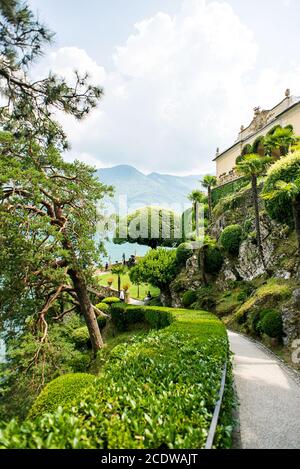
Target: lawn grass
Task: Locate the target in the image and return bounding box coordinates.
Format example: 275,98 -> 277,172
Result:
97,272 -> 160,299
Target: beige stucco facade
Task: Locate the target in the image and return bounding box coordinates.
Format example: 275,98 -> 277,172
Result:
214,91 -> 300,182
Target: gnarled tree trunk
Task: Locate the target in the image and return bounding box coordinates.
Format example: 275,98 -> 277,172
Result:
69,268 -> 103,354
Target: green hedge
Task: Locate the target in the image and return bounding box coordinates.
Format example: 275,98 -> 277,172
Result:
260,310 -> 283,339
211,177 -> 248,206
28,373 -> 96,419
263,151 -> 300,225
71,326 -> 91,348
110,303 -> 173,331
95,302 -> 110,314
0,308 -> 233,449
102,297 -> 121,305
220,224 -> 243,256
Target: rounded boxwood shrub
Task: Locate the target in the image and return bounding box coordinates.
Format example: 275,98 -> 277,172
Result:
260,310 -> 283,339
72,326 -> 91,348
176,243 -> 193,267
182,290 -> 198,308
28,373 -> 95,419
204,246 -> 223,274
95,302 -> 110,314
220,224 -> 243,256
102,296 -> 121,305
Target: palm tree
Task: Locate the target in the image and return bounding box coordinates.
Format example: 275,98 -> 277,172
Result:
263,179 -> 300,256
235,154 -> 272,269
201,175 -> 217,221
188,190 -> 207,237
264,126 -> 297,157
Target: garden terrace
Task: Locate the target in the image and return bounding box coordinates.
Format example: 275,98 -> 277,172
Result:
0,306 -> 233,449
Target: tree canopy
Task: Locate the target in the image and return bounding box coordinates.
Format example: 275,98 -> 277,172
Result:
0,0 -> 110,361
129,248 -> 177,290
113,206 -> 183,249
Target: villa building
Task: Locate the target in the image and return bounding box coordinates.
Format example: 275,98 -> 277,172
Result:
214,89 -> 300,186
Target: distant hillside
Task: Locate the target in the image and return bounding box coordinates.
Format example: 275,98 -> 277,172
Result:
97,165 -> 203,209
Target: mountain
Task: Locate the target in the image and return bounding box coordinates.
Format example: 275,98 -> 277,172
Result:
97,165 -> 203,210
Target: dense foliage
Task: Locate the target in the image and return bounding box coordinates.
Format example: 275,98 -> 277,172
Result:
28,373 -> 96,419
263,151 -> 300,225
260,310 -> 283,339
211,177 -> 248,206
181,290 -> 198,308
175,242 -> 193,267
204,245 -> 224,274
0,313 -> 92,419
109,303 -> 173,331
129,248 -> 178,290
114,206 -> 183,249
220,224 -> 243,256
0,308 -> 233,449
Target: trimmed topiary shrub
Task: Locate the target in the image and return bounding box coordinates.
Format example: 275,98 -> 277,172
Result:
110,303 -> 173,331
260,310 -> 283,339
176,243 -> 193,267
182,290 -> 198,308
204,246 -> 223,274
102,296 -> 121,305
95,302 -> 110,314
71,326 -> 91,348
220,224 -> 243,256
28,373 -> 95,419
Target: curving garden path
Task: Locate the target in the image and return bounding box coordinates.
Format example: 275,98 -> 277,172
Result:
228,330 -> 300,449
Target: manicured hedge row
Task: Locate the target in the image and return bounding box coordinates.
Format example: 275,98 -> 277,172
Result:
0,308 -> 233,449
110,303 -> 173,331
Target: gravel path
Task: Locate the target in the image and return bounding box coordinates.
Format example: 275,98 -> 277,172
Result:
228,330 -> 300,449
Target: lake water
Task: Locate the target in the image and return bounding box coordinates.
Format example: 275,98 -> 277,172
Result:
103,240 -> 149,264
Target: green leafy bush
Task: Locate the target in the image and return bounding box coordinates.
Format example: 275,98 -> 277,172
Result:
204,246 -> 224,274
263,151 -> 300,225
28,373 -> 95,419
237,291 -> 249,302
102,297 -> 121,305
95,302 -> 110,314
176,243 -> 193,267
220,225 -> 243,256
211,177 -> 248,206
249,309 -> 270,335
194,286 -> 217,311
260,310 -> 283,339
97,316 -> 107,329
182,290 -> 198,307
110,304 -> 173,331
71,327 -> 91,348
0,308 -> 233,449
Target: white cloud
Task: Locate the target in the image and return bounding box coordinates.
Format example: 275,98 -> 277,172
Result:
35,0 -> 300,174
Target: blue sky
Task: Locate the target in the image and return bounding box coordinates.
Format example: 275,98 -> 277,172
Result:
28,0 -> 300,174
